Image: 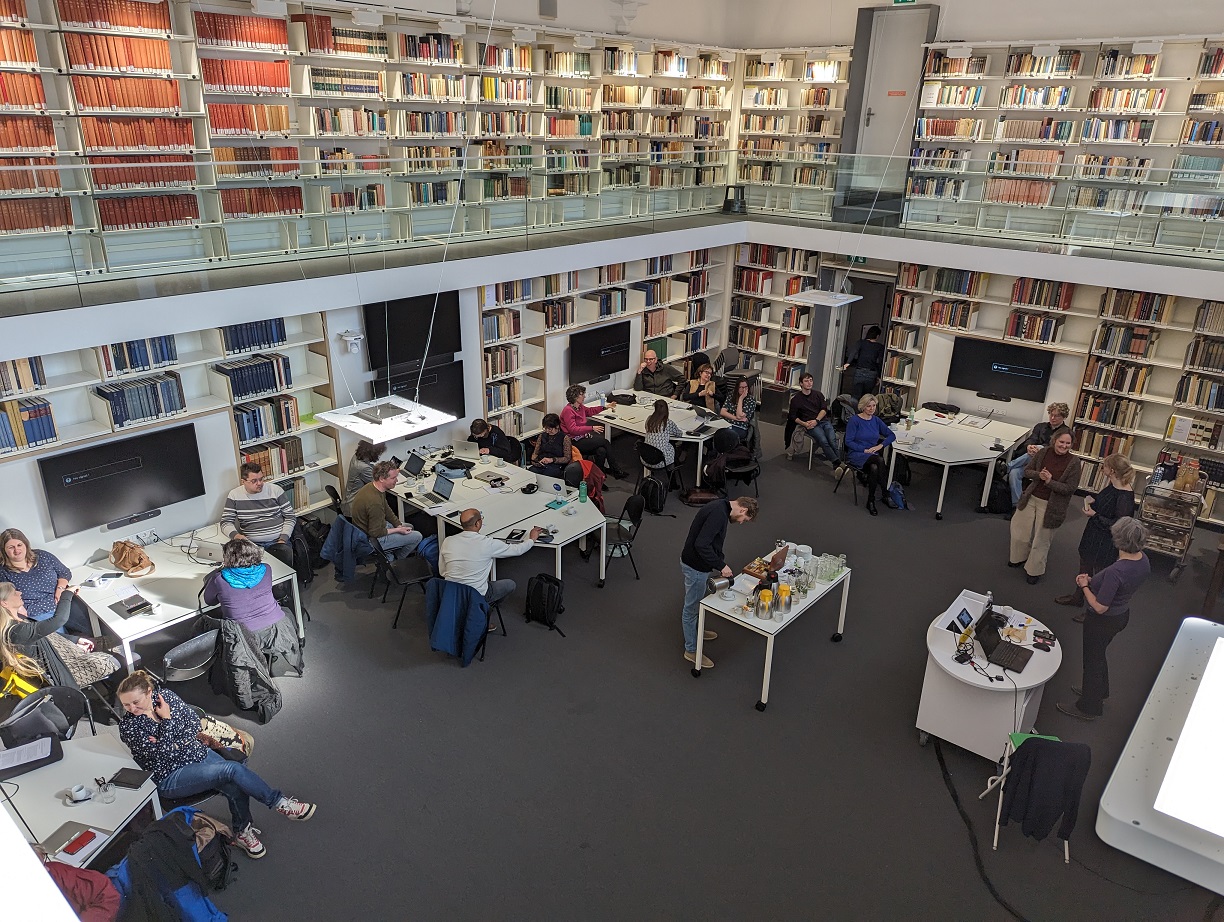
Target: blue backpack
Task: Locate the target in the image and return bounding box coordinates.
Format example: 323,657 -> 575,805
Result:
887,481 -> 909,511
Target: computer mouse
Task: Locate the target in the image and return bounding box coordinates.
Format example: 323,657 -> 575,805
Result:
1034,642 -> 1050,652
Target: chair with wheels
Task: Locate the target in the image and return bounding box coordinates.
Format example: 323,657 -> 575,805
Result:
0,686 -> 96,747
600,494 -> 646,585
370,543 -> 432,628
635,441 -> 684,494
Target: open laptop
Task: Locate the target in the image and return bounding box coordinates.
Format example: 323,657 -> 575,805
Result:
193,539 -> 224,563
974,612 -> 1033,673
454,441 -> 482,463
685,422 -> 712,437
401,451 -> 428,477
419,473 -> 456,506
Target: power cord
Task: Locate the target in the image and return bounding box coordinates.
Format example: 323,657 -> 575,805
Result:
0,779 -> 37,842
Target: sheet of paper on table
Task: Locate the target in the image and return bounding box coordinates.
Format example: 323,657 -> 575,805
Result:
0,735 -> 51,771
957,415 -> 991,428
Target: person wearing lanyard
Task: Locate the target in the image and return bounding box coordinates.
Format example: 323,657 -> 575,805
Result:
1057,517 -> 1151,721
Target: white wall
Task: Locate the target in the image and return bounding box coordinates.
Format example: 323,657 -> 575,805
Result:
457,0 -> 738,47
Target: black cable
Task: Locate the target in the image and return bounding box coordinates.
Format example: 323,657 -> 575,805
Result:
1064,849 -> 1196,897
932,738 -> 1033,922
0,778 -> 37,842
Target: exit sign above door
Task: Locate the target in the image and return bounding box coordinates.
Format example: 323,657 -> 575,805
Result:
893,0 -> 916,4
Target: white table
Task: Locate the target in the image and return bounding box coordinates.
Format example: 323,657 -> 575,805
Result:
888,410 -> 1028,519
2,727 -> 161,864
392,451 -> 538,536
915,590 -> 1062,761
1097,618 -> 1224,895
692,553 -> 851,711
593,390 -> 731,487
74,525 -> 303,672
487,494 -> 607,585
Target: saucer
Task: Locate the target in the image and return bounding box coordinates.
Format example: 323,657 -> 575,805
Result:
63,794 -> 94,807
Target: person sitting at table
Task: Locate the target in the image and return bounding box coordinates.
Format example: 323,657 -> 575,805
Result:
529,414 -> 573,478
1009,426 -> 1081,585
468,419 -> 519,463
844,394 -> 897,517
681,364 -> 718,411
203,539 -> 302,673
561,384 -> 627,480
784,372 -> 839,469
220,463 -> 296,549
345,440 -> 385,501
440,509 -> 543,609
1004,402 -> 1070,508
117,670 -> 316,860
643,399 -> 685,469
634,349 -> 683,398
1056,453 -> 1136,607
0,528 -> 78,629
719,377 -> 757,440
0,584 -> 119,691
350,461 -> 422,560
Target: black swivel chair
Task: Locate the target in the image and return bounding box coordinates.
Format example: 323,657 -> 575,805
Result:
636,441 -> 684,493
370,543 -> 433,628
325,484 -> 344,514
0,686 -> 96,747
725,419 -> 763,496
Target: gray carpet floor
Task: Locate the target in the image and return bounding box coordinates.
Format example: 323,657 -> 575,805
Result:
173,420 -> 1219,921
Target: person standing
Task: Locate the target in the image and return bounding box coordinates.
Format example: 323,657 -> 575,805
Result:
1005,402 -> 1070,507
349,461 -> 422,560
220,463 -> 296,548
1056,453 -> 1136,606
1057,517 -> 1151,721
560,384 -> 626,479
842,326 -> 884,401
439,508 -> 542,607
1008,427 -> 1080,584
784,372 -> 839,467
844,394 -> 896,516
634,349 -> 683,398
679,496 -> 759,668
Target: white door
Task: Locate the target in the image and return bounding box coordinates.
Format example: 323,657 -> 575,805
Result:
854,8 -> 929,194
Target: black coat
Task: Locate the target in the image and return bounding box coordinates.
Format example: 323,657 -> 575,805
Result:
1077,485 -> 1135,573
209,618 -> 282,723
3,592 -> 77,689
1000,737 -> 1091,841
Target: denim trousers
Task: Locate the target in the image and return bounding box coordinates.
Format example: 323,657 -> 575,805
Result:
378,525 -> 423,560
160,749 -> 282,831
790,419 -> 838,464
680,561 -> 709,653
1006,453 -> 1029,504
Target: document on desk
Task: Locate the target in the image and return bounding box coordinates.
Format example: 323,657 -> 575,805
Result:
0,736 -> 51,771
956,414 -> 991,429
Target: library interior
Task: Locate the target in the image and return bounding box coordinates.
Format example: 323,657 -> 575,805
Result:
1,0 -> 1224,919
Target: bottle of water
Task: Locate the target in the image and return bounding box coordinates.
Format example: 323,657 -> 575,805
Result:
579,481 -> 588,503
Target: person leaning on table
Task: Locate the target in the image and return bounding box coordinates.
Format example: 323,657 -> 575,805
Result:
634,349 -> 683,398
1056,516 -> 1151,722
220,462 -> 295,548
1008,426 -> 1080,585
0,527 -> 74,625
439,508 -> 543,608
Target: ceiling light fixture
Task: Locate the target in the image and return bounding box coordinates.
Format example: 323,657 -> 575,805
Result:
1032,43 -> 1060,58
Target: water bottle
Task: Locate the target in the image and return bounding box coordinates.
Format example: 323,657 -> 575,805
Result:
907,407 -> 915,431
553,482 -> 562,498
579,481 -> 588,503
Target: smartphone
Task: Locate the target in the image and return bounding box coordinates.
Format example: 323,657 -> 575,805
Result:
505,529 -> 526,542
63,830 -> 97,855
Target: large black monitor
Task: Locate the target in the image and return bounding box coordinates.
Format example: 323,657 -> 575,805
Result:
364,290 -> 461,376
569,320 -> 632,385
947,337 -> 1054,403
37,422 -> 206,536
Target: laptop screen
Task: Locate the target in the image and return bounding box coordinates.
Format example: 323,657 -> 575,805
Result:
403,452 -> 427,476
974,612 -> 1003,655
432,474 -> 454,500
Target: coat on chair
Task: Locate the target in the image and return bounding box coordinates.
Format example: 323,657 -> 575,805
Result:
210,619 -> 282,724
425,579 -> 489,668
320,515 -> 373,584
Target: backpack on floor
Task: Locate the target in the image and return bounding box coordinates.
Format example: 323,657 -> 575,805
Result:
987,477 -> 1014,515
636,472 -> 669,516
524,573 -> 566,637
298,515 -> 330,570
680,488 -> 721,506
886,481 -> 909,510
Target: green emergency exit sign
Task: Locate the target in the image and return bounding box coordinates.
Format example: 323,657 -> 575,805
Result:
893,0 -> 916,4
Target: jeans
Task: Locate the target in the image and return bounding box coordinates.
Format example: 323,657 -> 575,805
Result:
850,373 -> 877,401
790,419 -> 838,464
486,578 -> 515,607
1006,453 -> 1030,504
160,749 -> 282,831
378,525 -> 422,560
680,561 -> 710,654
1077,610 -> 1129,716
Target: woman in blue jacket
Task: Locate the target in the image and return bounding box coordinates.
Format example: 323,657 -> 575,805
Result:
844,393 -> 896,517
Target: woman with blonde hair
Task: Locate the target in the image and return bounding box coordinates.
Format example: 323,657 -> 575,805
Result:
0,584 -> 118,689
1056,453 -> 1137,607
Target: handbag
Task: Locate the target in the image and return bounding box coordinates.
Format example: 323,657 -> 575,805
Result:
109,540 -> 156,577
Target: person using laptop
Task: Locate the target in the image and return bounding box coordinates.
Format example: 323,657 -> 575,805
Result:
529,414 -> 573,478
561,384 -> 627,480
440,508 -> 543,608
468,419 -> 519,464
220,463 -> 295,548
349,461 -> 422,560
643,399 -> 684,470
784,372 -> 839,469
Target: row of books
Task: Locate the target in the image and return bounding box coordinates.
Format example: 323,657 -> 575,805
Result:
538,298 -> 575,330
214,145 -> 298,178
97,193 -> 198,230
544,270 -> 580,295
478,76 -> 531,103
310,67 -> 384,99
292,15 -> 388,59
319,149 -> 378,173
481,308 -> 521,343
1006,310 -> 1065,344
1188,94 -> 1224,113
887,326 -> 918,352
915,117 -> 982,141
730,297 -> 771,324
932,267 -> 989,297
1083,355 -> 1151,395
545,115 -> 594,139
929,299 -> 977,330
1195,301 -> 1224,335
195,11 -> 289,53
0,198 -> 72,234
233,394 -> 300,444
0,396 -> 55,451
1200,49 -> 1224,79
1158,193 -> 1224,218
1074,154 -> 1151,182
484,378 -> 521,412
1072,427 -> 1133,460
998,117 -> 1075,142
214,352 -> 292,399
1176,373 -> 1224,412
733,267 -> 773,295
488,410 -> 524,437
730,324 -> 769,351
544,52 -> 591,76
402,73 -> 465,102
884,355 -> 915,382
400,34 -> 463,65
0,73 -> 46,111
1,114 -> 55,152
643,308 -> 669,337
482,43 -> 533,73
1094,323 -> 1158,358
544,148 -> 591,171
1005,51 -> 1083,78
582,289 -> 627,317
480,278 -> 532,308
744,58 -> 795,80
990,148 -> 1063,178
1100,288 -> 1171,323
100,336 -> 178,377
81,115 -> 193,151
982,177 -> 1056,206
219,186 -> 303,218
405,178 -> 457,205
284,476 -> 309,512
482,344 -> 520,378
240,435 -> 305,478
62,0 -> 173,34
910,147 -> 968,172
1087,86 -> 1166,113
1070,186 -> 1146,212
95,370 -> 185,426
921,83 -> 985,108
743,87 -> 788,108
208,103 -> 291,136
0,29 -> 37,66
998,84 -> 1073,110
892,293 -> 925,321
72,75 -> 180,114
1081,117 -> 1154,143
64,34 -> 172,74
742,114 -> 789,134
200,59 -> 290,96
0,356 -> 46,394
1165,414 -> 1224,451
681,328 -> 708,355
654,88 -> 687,108
324,184 -> 383,211
778,331 -> 808,358
1077,394 -> 1143,430
221,318 -> 289,354
1012,277 -> 1075,310
1181,120 -> 1224,146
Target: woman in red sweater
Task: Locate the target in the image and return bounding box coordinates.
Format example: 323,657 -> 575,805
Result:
559,385 -> 626,479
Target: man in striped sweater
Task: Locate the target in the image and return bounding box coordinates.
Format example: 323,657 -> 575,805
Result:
221,462 -> 296,548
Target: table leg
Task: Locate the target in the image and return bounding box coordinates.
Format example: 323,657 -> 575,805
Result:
121,639 -> 136,675
887,449 -> 897,488
695,439 -> 705,488
86,605 -> 101,638
554,545 -> 561,579
935,465 -> 950,520
979,462 -> 995,512
151,790 -> 164,820
598,523 -> 607,587
756,635 -> 776,711
289,575 -> 305,639
832,571 -> 850,642
692,605 -> 707,678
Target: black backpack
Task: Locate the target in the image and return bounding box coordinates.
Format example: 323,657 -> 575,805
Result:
298,515 -> 330,570
524,573 -> 565,637
636,472 -> 669,516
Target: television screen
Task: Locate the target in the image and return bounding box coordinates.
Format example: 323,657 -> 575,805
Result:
37,423 -> 206,536
569,321 -> 632,385
947,338 -> 1054,403
364,291 -> 461,376
376,359 -> 467,420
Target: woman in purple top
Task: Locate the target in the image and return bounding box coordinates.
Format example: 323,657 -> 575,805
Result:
1057,517 -> 1152,722
203,539 -> 290,634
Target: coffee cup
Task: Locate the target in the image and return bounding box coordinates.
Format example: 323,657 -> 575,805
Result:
480,455 -> 491,464
69,784 -> 91,803
496,459 -> 505,468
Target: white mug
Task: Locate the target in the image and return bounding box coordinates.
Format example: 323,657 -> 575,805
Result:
496,458 -> 505,468
69,784 -> 91,803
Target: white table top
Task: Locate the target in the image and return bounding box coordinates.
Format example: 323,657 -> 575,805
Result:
487,490 -> 605,546
925,589 -> 1062,692
892,409 -> 1028,465
73,526 -> 295,642
700,550 -> 850,637
594,391 -> 730,442
2,727 -> 157,843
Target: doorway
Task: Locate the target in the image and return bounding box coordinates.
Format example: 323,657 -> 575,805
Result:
836,277 -> 892,396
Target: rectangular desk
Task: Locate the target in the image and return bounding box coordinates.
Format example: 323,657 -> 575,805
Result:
487,494 -> 607,585
2,727 -> 161,865
692,553 -> 851,711
887,410 -> 1028,519
593,391 -> 730,487
74,526 -> 303,672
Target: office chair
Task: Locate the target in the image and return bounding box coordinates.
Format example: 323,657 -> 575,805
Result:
599,494 -> 646,586
424,578 -> 503,665
162,620 -> 222,683
725,419 -> 762,497
0,686 -> 96,747
325,484 -> 344,514
369,543 -> 432,628
635,441 -> 684,493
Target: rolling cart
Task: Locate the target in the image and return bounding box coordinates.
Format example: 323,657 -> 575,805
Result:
1137,476 -> 1204,583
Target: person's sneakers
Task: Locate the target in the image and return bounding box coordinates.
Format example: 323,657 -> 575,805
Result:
832,463 -> 846,476
1056,702 -> 1098,722
1007,559 -> 1026,568
275,796 -> 316,821
684,650 -> 713,669
784,450 -> 794,461
703,629 -> 718,641
1054,592 -> 1083,606
235,825 -> 266,858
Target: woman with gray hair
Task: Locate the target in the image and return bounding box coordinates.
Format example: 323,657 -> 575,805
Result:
1057,516 -> 1151,722
203,539 -> 300,667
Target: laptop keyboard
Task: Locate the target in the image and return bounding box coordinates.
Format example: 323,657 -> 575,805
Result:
988,643 -> 1030,672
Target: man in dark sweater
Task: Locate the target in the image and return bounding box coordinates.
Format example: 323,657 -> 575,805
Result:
679,496 -> 759,668
784,372 -> 839,468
